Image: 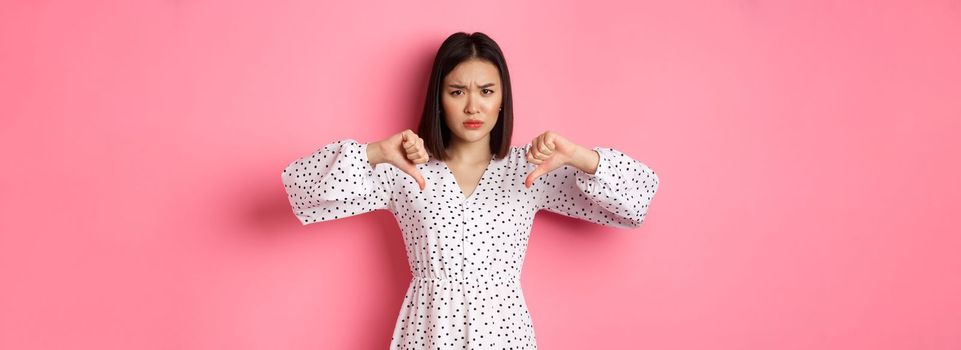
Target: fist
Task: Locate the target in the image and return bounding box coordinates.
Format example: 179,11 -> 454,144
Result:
524,130 -> 579,188
375,129 -> 429,191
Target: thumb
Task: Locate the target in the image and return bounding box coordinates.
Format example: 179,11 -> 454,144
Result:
525,164 -> 548,188
397,162 -> 427,191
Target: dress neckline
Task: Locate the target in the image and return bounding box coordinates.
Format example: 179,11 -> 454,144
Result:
440,154 -> 495,202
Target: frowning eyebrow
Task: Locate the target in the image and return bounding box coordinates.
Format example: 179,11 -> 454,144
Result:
447,83 -> 496,89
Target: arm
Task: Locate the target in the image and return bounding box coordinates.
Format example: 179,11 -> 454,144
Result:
531,144 -> 660,228
281,139 -> 396,225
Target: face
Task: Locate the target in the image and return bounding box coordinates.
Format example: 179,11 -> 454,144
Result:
441,58 -> 503,145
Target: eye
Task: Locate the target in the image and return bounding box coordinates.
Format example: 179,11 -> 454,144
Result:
450,90 -> 463,96
483,89 -> 494,95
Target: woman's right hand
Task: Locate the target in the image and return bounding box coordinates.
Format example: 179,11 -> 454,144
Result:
368,129 -> 429,191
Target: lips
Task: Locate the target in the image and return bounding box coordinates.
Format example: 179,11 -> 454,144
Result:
463,120 -> 484,128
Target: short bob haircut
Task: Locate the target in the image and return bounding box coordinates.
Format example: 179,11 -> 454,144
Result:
417,32 -> 514,161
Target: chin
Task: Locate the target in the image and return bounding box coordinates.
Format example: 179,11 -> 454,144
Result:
454,129 -> 491,142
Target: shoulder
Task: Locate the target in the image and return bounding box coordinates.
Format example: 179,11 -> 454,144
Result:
510,143 -> 534,154
503,144 -> 536,173
508,144 -> 532,161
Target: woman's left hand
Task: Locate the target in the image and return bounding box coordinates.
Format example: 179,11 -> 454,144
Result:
525,130 -> 583,188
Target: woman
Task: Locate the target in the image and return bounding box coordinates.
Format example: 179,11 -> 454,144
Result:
282,31 -> 659,349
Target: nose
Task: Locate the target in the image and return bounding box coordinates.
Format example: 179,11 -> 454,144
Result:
464,94 -> 480,115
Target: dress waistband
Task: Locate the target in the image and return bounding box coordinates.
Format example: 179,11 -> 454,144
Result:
411,274 -> 520,283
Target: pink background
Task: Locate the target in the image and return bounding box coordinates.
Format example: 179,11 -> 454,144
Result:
2,0 -> 960,349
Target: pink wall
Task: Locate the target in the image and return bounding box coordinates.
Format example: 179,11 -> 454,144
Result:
2,0 -> 959,349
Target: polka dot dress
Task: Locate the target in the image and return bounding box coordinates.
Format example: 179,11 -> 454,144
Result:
281,138 -> 659,349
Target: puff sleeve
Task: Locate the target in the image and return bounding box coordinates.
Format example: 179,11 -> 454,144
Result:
532,144 -> 659,228
281,139 -> 396,225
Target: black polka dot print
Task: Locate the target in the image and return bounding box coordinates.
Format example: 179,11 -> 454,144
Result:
281,139 -> 660,349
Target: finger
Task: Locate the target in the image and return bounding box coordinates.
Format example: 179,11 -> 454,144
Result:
415,170 -> 426,190
410,142 -> 427,157
406,130 -> 420,144
410,138 -> 424,152
537,135 -> 553,156
528,141 -> 542,159
537,137 -> 552,156
544,133 -> 556,150
401,165 -> 426,191
526,149 -> 537,163
525,166 -> 547,188
526,150 -> 541,164
410,151 -> 428,163
531,148 -> 549,160
404,137 -> 417,151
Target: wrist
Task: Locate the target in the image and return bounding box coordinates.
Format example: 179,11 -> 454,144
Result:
569,144 -> 599,175
366,141 -> 385,166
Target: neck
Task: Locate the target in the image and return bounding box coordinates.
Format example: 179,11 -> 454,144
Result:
446,135 -> 493,164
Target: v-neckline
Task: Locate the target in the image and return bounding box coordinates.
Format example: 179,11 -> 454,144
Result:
440,154 -> 495,202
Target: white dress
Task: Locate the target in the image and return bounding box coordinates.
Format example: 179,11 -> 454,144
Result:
281,139 -> 660,349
